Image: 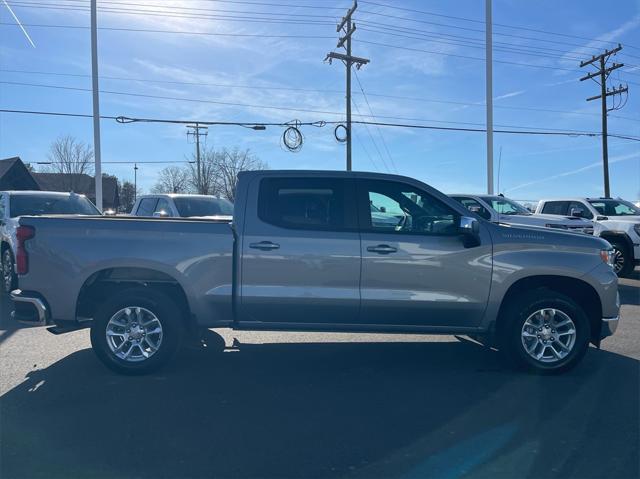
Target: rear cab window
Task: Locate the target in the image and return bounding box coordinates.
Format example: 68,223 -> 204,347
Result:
258,177 -> 356,231
541,201 -> 570,216
9,194 -> 100,217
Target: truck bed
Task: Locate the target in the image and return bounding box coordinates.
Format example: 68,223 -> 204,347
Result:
18,215 -> 235,325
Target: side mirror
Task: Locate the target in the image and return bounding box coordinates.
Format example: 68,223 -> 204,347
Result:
459,216 -> 480,235
596,215 -> 608,221
153,210 -> 169,218
570,208 -> 583,218
468,205 -> 482,213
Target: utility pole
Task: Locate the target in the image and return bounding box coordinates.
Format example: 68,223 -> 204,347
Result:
325,0 -> 369,171
90,0 -> 103,211
485,0 -> 494,195
579,44 -> 628,198
187,123 -> 208,193
134,163 -> 138,201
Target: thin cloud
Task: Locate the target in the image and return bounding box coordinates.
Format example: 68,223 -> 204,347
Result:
506,151 -> 640,193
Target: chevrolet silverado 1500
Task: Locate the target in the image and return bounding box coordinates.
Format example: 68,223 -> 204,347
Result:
11,171 -> 620,374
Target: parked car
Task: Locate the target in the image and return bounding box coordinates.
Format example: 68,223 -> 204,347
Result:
0,191 -> 100,294
131,194 -> 233,219
450,194 -> 594,234
536,197 -> 640,276
12,171 -> 618,375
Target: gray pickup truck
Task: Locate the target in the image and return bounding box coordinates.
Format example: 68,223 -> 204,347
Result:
12,171 -> 620,374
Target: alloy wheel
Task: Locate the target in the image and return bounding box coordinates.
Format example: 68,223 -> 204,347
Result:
105,307 -> 163,362
521,308 -> 576,364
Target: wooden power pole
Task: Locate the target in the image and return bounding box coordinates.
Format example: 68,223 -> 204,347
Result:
579,44 -> 628,198
325,0 -> 369,171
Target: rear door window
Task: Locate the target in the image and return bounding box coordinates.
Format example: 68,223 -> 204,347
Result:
136,198 -> 158,216
541,201 -> 569,216
258,177 -> 356,231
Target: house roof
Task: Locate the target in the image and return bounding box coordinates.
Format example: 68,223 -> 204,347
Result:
33,173 -> 119,207
0,157 -> 41,191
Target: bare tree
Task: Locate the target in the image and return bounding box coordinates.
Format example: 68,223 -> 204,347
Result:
47,135 -> 94,181
151,166 -> 190,194
187,149 -> 220,195
214,148 -> 267,201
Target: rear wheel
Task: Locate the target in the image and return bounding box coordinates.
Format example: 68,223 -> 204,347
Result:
90,288 -> 184,375
2,249 -> 16,295
610,240 -> 633,277
499,289 -> 590,374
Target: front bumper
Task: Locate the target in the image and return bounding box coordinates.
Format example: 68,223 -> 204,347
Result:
601,316 -> 619,339
10,289 -> 51,326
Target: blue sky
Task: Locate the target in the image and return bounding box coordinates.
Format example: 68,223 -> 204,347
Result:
1,0 -> 639,201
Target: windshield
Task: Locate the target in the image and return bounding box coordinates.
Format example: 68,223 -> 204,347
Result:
173,197 -> 233,217
588,199 -> 640,216
487,196 -> 531,215
10,194 -> 100,217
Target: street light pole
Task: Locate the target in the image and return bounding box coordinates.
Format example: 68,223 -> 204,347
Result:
485,0 -> 494,195
90,0 -> 103,210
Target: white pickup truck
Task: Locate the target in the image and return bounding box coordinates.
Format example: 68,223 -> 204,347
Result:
450,194 -> 593,234
131,194 -> 233,219
536,197 -> 640,276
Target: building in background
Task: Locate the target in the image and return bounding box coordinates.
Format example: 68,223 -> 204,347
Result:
0,157 -> 40,191
0,157 -> 119,210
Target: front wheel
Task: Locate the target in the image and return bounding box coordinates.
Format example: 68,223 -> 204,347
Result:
90,288 -> 184,375
610,240 -> 634,277
500,289 -> 590,374
2,249 -> 16,295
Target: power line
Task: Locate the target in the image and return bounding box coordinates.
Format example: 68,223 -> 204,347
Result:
3,68 -> 638,122
0,21 -> 335,38
4,80 -> 639,134
359,0 -> 640,51
2,109 -> 639,141
353,70 -> 398,173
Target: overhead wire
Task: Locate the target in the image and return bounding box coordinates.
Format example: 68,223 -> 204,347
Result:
2,109 -> 639,142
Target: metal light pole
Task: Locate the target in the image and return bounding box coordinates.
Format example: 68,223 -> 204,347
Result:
485,0 -> 494,195
90,0 -> 103,210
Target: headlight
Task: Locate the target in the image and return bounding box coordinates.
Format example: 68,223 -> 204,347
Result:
600,248 -> 615,268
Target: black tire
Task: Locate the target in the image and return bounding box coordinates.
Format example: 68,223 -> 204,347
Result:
90,287 -> 184,375
610,240 -> 634,278
2,249 -> 17,295
499,289 -> 591,374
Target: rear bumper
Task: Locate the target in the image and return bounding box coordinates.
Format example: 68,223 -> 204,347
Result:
601,315 -> 619,339
10,289 -> 51,326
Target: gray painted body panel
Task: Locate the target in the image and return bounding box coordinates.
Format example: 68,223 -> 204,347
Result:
16,170 -> 619,337
18,216 -> 234,326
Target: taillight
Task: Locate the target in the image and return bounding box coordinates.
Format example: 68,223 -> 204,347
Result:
16,225 -> 35,275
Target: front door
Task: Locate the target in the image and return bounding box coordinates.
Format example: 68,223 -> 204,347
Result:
239,176 -> 361,326
358,179 -> 492,328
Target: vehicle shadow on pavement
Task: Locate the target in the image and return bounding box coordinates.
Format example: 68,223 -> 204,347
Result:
1,332 -> 638,479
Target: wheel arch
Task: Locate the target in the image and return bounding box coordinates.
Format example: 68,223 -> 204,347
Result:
495,275 -> 603,345
599,231 -> 634,258
76,267 -> 194,330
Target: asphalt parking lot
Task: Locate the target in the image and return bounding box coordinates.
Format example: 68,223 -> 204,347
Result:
1,273 -> 638,479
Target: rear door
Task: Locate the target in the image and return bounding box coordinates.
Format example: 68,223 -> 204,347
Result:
238,176 -> 361,326
358,178 -> 492,328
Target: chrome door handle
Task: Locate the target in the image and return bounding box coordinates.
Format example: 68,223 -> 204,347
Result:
249,241 -> 280,251
367,244 -> 397,254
